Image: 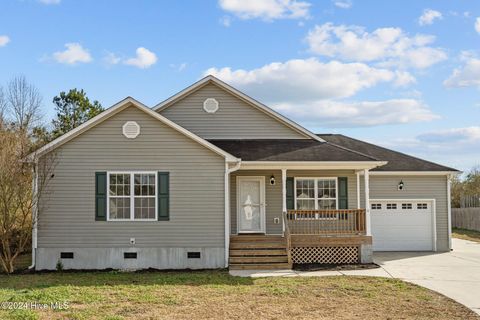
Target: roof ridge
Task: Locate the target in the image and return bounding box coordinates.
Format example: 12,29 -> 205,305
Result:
317,134 -> 459,172
323,140 -> 381,162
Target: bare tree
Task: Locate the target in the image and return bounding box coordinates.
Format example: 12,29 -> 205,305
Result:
0,87 -> 6,128
5,76 -> 43,133
0,129 -> 56,273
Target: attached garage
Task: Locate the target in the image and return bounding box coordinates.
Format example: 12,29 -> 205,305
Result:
370,199 -> 436,251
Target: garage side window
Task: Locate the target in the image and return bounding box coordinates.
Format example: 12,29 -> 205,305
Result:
386,203 -> 397,210
417,203 -> 428,209
401,203 -> 413,210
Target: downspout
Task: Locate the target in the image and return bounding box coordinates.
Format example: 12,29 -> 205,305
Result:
224,160 -> 241,268
28,160 -> 38,269
447,174 -> 452,251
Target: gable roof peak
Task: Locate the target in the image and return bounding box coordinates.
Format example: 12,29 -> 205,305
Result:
153,76 -> 325,142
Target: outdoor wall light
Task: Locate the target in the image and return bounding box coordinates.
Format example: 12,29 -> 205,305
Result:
270,175 -> 276,185
398,180 -> 405,190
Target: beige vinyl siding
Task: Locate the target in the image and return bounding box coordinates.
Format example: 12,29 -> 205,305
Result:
230,170 -> 359,235
360,175 -> 449,251
37,105 -> 226,248
159,83 -> 307,139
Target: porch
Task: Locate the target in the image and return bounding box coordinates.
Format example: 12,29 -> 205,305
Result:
227,166 -> 376,270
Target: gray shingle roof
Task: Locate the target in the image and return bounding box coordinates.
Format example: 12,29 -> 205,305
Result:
317,134 -> 458,172
207,139 -> 379,162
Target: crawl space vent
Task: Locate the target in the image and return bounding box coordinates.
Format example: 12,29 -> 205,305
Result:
122,121 -> 140,139
203,98 -> 219,113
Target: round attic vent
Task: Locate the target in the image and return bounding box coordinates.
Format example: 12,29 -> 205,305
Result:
122,121 -> 140,139
203,98 -> 219,113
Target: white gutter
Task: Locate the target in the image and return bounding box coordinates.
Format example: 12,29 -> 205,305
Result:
28,161 -> 38,270
224,160 -> 241,267
447,174 -> 453,251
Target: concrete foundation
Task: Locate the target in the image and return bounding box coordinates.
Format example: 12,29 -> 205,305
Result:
360,243 -> 373,263
35,247 -> 225,271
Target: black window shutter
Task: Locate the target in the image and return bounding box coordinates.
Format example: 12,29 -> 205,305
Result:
95,172 -> 107,221
158,172 -> 169,221
338,177 -> 348,209
286,177 -> 294,210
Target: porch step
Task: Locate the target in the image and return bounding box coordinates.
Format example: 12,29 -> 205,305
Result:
229,242 -> 286,249
229,235 -> 291,270
230,235 -> 284,242
229,263 -> 291,270
230,256 -> 288,264
229,249 -> 287,256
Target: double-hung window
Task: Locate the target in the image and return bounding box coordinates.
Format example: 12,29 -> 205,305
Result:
108,172 -> 157,221
295,178 -> 338,218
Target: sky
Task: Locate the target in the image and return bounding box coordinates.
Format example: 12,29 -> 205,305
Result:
0,0 -> 479,172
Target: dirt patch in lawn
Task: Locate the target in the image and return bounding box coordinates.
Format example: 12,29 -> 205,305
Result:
453,228 -> 480,243
0,271 -> 477,320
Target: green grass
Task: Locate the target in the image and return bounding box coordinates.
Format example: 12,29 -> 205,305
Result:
453,228 -> 480,243
0,271 -> 477,320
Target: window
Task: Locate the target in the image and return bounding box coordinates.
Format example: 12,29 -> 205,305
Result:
386,203 -> 397,210
417,203 -> 428,210
108,172 -> 157,221
402,203 -> 413,210
371,203 -> 382,210
295,178 -> 338,211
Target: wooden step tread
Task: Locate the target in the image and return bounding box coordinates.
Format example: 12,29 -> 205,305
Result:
229,263 -> 292,270
230,236 -> 284,242
230,242 -> 287,249
229,249 -> 287,256
230,256 -> 288,263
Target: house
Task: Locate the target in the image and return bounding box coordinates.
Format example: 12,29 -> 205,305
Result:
29,75 -> 458,270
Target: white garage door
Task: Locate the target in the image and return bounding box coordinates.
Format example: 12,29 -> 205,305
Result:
371,200 -> 435,251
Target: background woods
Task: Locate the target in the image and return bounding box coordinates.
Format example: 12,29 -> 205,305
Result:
0,76 -> 101,273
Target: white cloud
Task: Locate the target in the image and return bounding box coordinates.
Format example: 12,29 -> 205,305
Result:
419,9 -> 442,26
417,127 -> 480,144
220,16 -> 232,27
52,43 -> 92,65
0,35 -> 10,47
205,58 -> 397,101
38,0 -> 61,4
274,99 -> 438,127
123,47 -> 157,69
444,57 -> 480,88
170,62 -> 187,72
305,23 -> 447,69
475,17 -> 480,34
218,0 -> 310,21
103,52 -> 121,65
333,0 -> 352,9
393,70 -> 416,87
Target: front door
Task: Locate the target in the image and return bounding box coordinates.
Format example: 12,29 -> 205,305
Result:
237,176 -> 266,233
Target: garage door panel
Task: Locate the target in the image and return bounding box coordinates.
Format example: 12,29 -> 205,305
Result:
371,200 -> 434,251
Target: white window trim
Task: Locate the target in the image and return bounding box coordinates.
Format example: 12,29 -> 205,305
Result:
106,171 -> 158,222
293,177 -> 339,219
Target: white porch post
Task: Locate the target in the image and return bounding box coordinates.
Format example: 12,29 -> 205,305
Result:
356,171 -> 361,209
281,168 -> 287,235
364,169 -> 371,236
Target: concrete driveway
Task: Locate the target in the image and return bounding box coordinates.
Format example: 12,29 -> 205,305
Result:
374,238 -> 480,315
230,238 -> 480,314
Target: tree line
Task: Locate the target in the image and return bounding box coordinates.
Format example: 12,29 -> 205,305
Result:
0,76 -> 103,273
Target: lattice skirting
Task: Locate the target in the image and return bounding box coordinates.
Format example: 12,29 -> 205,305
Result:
291,246 -> 359,264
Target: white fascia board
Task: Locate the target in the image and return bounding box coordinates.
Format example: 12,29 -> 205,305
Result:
239,161 -> 387,170
363,171 -> 460,176
153,75 -> 324,142
27,97 -> 240,163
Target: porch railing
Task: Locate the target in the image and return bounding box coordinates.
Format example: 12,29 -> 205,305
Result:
284,209 -> 366,236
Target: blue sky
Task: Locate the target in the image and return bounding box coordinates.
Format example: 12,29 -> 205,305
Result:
1,0 -> 479,171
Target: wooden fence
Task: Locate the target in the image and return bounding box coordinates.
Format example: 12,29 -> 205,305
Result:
452,208 -> 480,232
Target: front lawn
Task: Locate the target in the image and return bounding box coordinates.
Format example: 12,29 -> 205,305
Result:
453,227 -> 480,243
0,271 -> 477,320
